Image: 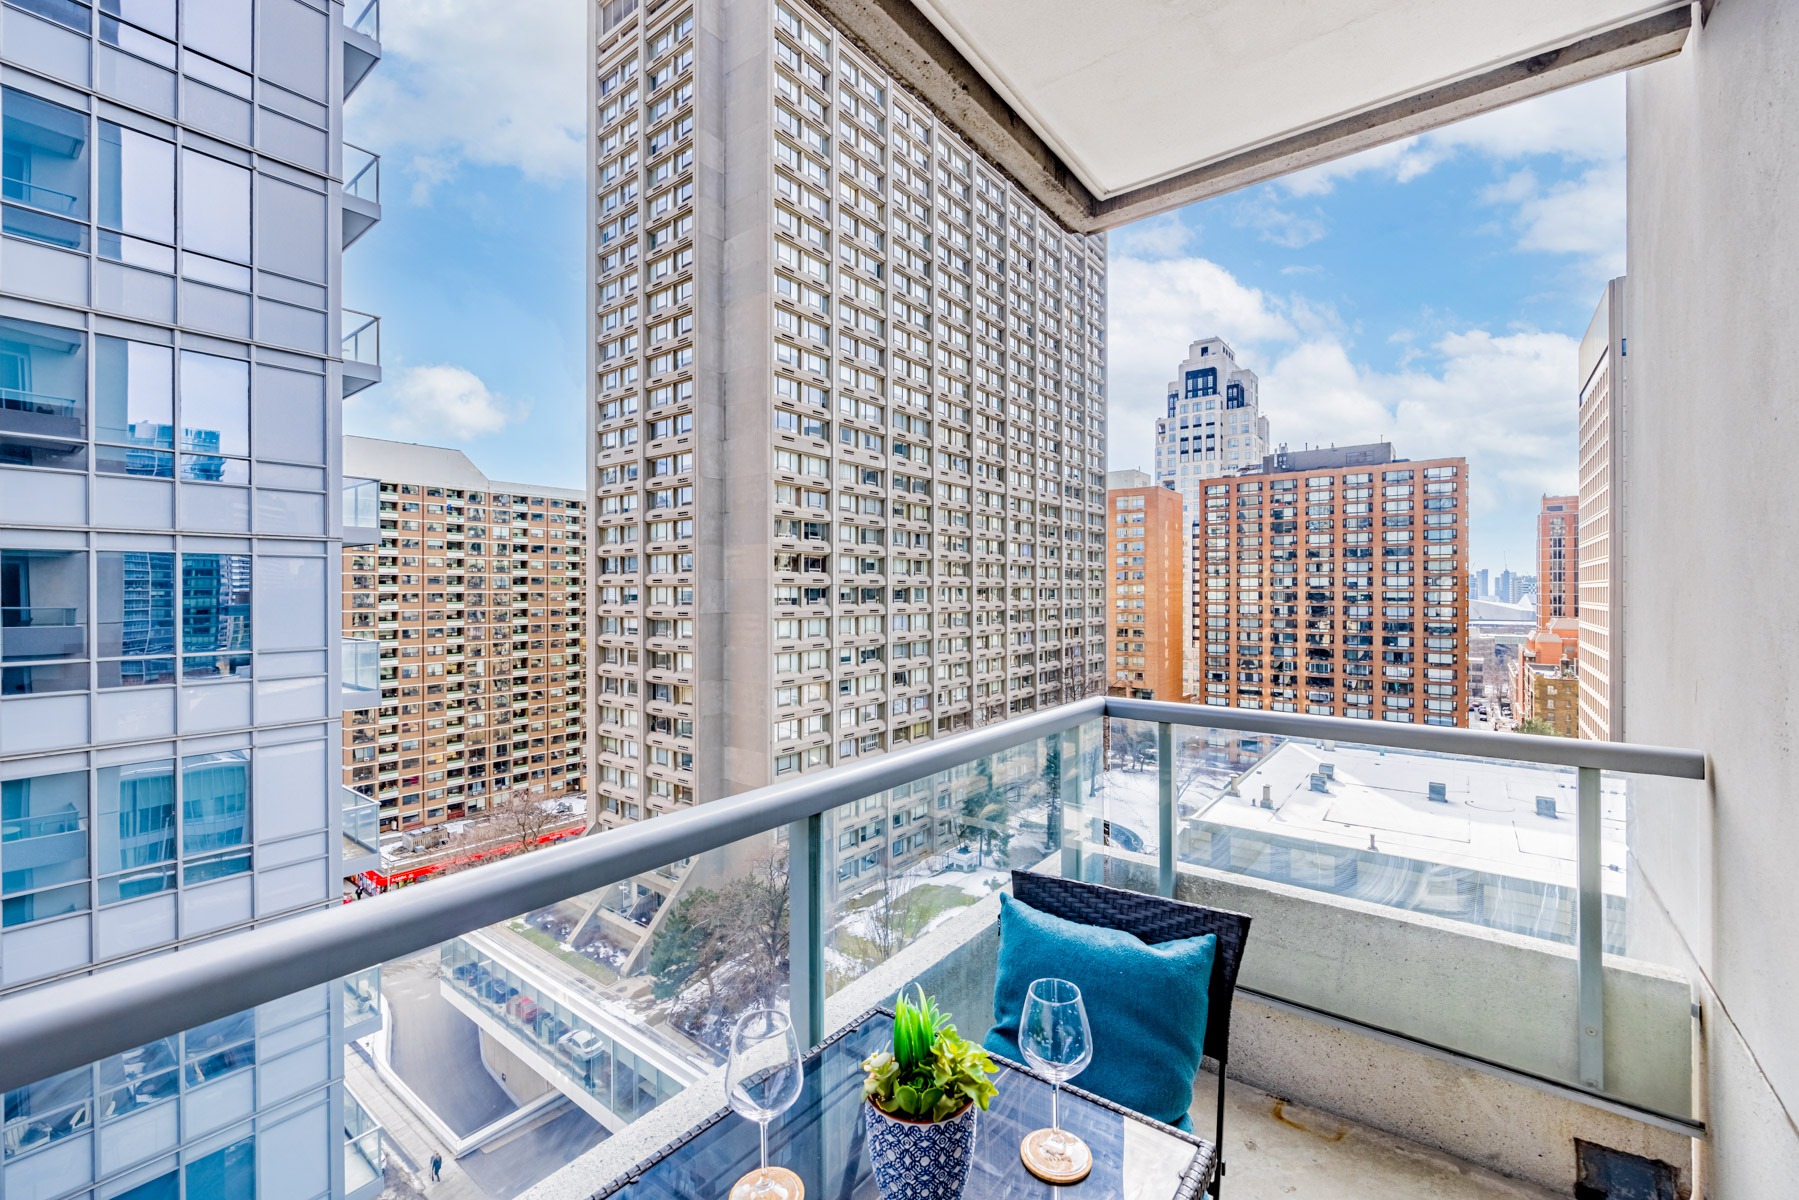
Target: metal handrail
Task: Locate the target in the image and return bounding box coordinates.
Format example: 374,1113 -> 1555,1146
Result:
1105,697 -> 1707,779
0,694 -> 1706,1091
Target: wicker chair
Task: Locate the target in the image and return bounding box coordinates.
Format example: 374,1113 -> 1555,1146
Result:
1009,870 -> 1252,1198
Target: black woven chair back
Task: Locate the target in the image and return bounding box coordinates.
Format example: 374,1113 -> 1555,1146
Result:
1010,871 -> 1251,1069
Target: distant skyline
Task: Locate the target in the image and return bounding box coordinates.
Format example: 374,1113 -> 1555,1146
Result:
344,2 -> 1620,572
1105,77 -> 1625,574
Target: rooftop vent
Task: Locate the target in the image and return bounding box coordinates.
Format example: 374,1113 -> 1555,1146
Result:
1537,796 -> 1559,819
1428,781 -> 1447,803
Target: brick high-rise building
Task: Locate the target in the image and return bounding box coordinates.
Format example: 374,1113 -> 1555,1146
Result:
1576,277 -> 1626,742
1536,495 -> 1579,626
1192,443 -> 1470,726
585,0 -> 1109,843
1106,471 -> 1185,701
342,438 -> 587,834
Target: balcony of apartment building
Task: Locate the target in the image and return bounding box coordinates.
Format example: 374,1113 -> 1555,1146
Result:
340,308 -> 382,396
1,0 -> 1791,1196
342,0 -> 382,99
0,696 -> 1712,1200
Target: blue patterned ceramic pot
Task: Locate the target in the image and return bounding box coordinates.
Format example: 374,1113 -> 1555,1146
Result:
865,1099 -> 977,1200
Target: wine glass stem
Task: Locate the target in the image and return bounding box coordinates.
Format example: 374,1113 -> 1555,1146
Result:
760,1115 -> 771,1175
1050,1080 -> 1060,1139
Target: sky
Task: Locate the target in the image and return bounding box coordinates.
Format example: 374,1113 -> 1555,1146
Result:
344,3 -> 1625,570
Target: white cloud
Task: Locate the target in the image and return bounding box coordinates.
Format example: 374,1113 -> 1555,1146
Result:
1104,253 -> 1296,473
1109,214 -> 1194,259
1500,161 -> 1627,278
1257,328 -> 1580,565
1280,73 -> 1624,196
1235,198 -> 1327,248
347,365 -> 529,442
346,0 -> 586,198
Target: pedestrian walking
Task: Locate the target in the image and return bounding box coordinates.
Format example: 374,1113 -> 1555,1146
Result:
430,1152 -> 442,1182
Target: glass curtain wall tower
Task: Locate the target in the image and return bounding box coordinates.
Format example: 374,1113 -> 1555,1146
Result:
0,0 -> 382,1196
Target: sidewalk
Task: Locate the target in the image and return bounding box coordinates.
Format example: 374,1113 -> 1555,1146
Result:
348,1043 -> 487,1200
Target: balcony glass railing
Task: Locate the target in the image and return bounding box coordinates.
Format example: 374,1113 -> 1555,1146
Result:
343,144 -> 379,203
342,636 -> 380,699
342,310 -> 379,366
343,1088 -> 383,1193
0,698 -> 1705,1194
346,0 -> 378,39
343,786 -> 379,859
343,476 -> 379,528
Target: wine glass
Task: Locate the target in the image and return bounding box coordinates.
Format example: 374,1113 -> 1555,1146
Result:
1018,977 -> 1094,1183
726,1007 -> 805,1200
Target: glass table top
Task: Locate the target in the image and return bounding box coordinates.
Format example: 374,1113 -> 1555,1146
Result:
600,1010 -> 1211,1200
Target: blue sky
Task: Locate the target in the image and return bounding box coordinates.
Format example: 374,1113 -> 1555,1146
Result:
345,4 -> 1624,569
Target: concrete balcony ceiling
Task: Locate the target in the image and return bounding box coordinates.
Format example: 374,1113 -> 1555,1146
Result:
818,0 -> 1695,231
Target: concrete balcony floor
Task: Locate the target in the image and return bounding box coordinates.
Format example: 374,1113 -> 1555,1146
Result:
1196,1070 -> 1553,1200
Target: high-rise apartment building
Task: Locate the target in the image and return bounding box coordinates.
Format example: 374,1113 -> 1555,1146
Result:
1536,495 -> 1579,625
0,1 -> 383,1195
1576,277 -> 1625,742
1106,470 -> 1184,701
1191,443 -> 1470,726
341,438 -> 587,835
585,0 -> 1109,835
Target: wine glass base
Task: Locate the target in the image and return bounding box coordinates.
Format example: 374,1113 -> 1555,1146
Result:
729,1166 -> 804,1200
1020,1128 -> 1093,1185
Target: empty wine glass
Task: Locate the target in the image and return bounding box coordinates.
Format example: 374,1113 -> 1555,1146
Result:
1018,977 -> 1094,1182
726,1007 -> 805,1200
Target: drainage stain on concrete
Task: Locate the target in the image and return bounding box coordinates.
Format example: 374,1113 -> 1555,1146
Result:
1271,1100 -> 1349,1142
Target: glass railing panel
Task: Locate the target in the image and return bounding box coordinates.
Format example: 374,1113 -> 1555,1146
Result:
342,476 -> 379,528
1078,717 -> 1694,1120
343,787 -> 380,860
820,718 -> 1104,998
349,828 -> 788,1192
343,636 -> 380,699
342,311 -> 380,366
343,145 -> 379,204
347,0 -> 378,39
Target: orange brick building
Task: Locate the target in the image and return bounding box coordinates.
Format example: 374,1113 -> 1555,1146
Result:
1536,495 -> 1579,625
1107,471 -> 1187,701
1191,444 -> 1470,726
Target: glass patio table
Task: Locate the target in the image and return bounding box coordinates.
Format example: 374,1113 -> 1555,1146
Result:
596,1008 -> 1216,1200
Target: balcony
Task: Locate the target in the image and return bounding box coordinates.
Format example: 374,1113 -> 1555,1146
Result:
341,144 -> 382,249
342,785 -> 380,878
341,309 -> 381,397
0,698 -> 1707,1198
342,0 -> 381,100
342,475 -> 380,545
342,636 -> 380,707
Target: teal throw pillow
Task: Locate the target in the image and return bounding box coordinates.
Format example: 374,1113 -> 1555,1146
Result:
984,892 -> 1214,1129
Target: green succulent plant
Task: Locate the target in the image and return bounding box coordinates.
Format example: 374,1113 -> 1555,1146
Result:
862,985 -> 999,1122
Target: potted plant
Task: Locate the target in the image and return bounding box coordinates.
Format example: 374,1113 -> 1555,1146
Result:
861,987 -> 1000,1200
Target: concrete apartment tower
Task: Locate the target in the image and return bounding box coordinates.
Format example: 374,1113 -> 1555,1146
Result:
1192,443 -> 1470,726
1105,470 -> 1184,701
1576,277 -> 1624,742
585,0 -> 1109,839
340,437 -> 587,837
0,0 -> 385,1194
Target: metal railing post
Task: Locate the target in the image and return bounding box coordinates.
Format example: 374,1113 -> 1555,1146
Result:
1158,723 -> 1175,897
1059,724 -> 1084,880
788,815 -> 826,1048
1576,765 -> 1604,1090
